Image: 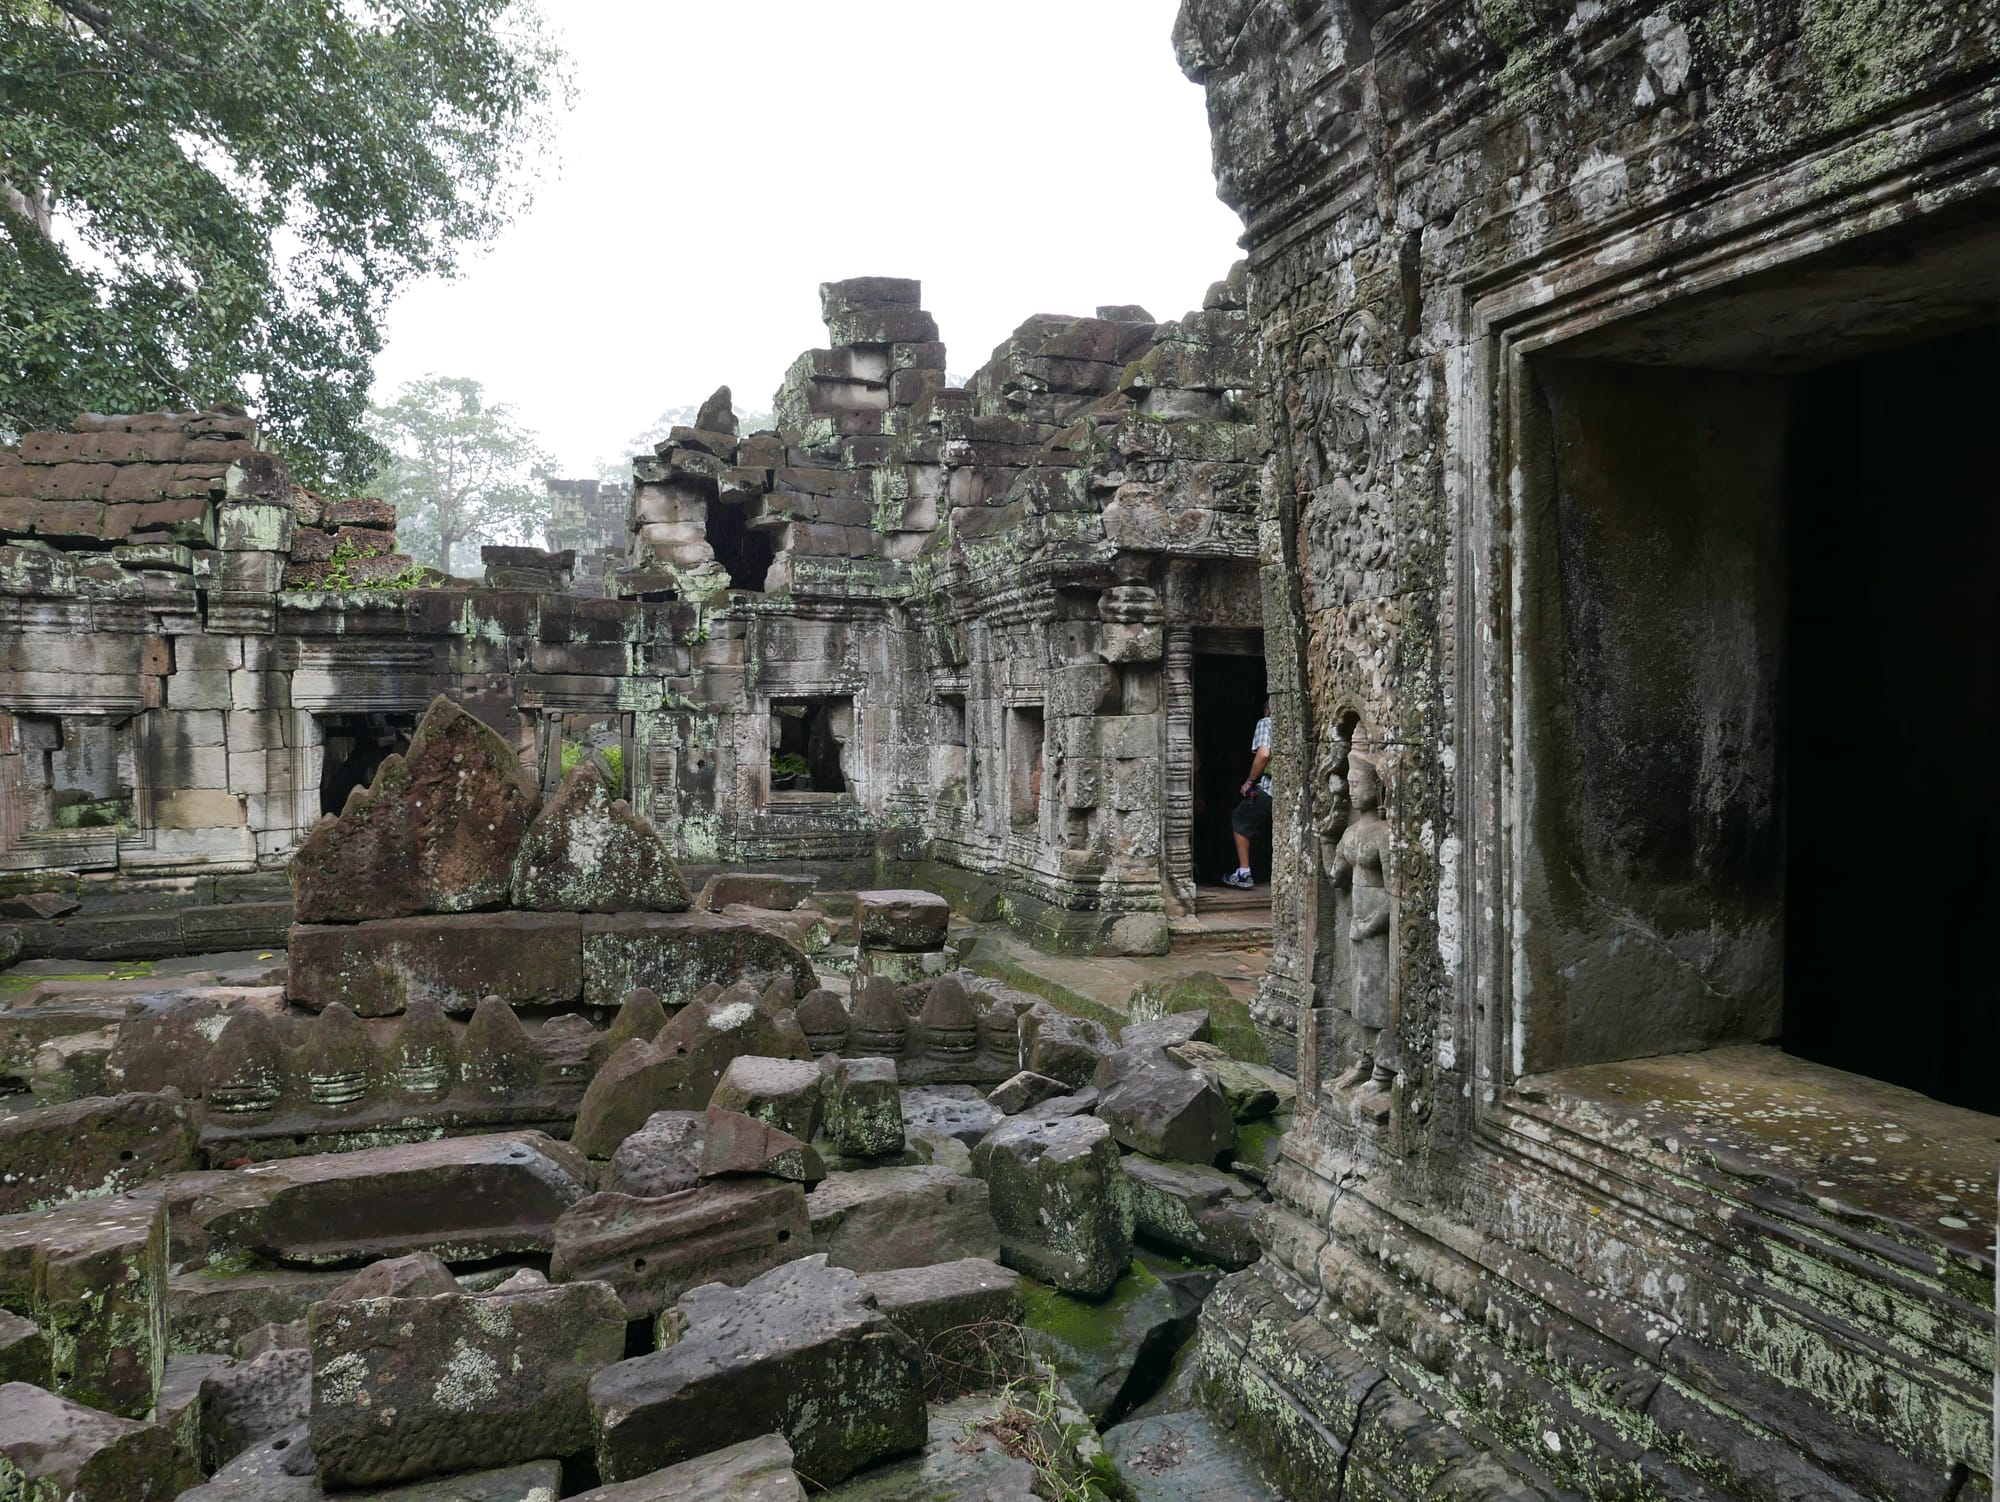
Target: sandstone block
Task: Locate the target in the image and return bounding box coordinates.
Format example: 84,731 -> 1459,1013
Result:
1021,1259 -> 1196,1424
988,1070 -> 1073,1115
285,911 -> 582,1016
325,1251 -> 458,1301
309,1280 -> 625,1486
181,1432 -> 561,1501
199,1345 -> 309,1471
510,764 -> 690,913
823,1056 -> 905,1157
591,1255 -> 924,1487
695,873 -> 816,911
189,1131 -> 593,1266
549,1180 -> 809,1318
0,1381 -> 200,1500
1019,1006 -> 1114,1088
603,1111 -> 705,1198
900,1086 -> 1002,1170
566,1433 -> 803,1502
853,889 -> 949,950
1122,1156 -> 1260,1269
1092,1047 -> 1235,1165
861,1257 -> 1023,1399
700,1107 -> 824,1184
709,1055 -> 823,1142
0,1090 -> 199,1215
808,1165 -> 998,1274
577,911 -> 817,1010
291,695 -> 540,923
970,1113 -> 1132,1297
1167,1040 -> 1292,1120
0,1309 -> 51,1387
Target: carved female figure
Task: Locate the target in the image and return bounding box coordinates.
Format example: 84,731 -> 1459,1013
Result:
1325,751 -> 1394,1103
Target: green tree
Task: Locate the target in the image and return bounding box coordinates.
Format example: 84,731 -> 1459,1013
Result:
0,0 -> 568,485
369,375 -> 550,577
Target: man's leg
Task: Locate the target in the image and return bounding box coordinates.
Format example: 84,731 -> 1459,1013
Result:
1225,799 -> 1256,886
1232,828 -> 1252,872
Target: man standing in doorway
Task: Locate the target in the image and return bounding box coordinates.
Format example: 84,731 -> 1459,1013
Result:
1224,698 -> 1273,888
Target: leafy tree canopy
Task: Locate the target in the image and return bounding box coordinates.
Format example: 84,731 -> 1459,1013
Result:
369,374 -> 549,577
0,0 -> 569,486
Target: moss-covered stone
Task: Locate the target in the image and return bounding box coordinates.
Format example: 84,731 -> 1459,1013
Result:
510,763 -> 691,913
1126,972 -> 1267,1065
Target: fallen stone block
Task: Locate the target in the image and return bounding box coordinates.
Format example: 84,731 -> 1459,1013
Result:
511,764 -> 691,913
591,1255 -> 924,1487
189,1131 -> 593,1266
1021,1258 -> 1199,1424
309,1280 -> 626,1487
167,1266 -> 349,1355
853,889 -> 950,950
578,911 -> 818,1011
1092,1047 -> 1235,1165
0,1089 -> 200,1215
988,1069 -> 1073,1115
971,1113 -> 1133,1297
200,1345 -> 309,1470
182,1421 -> 563,1500
291,695 -> 541,923
0,1380 -> 200,1500
808,1166 -> 999,1274
862,1257 -> 1024,1399
155,1350 -> 225,1458
0,891 -> 79,920
696,872 -> 817,912
325,1251 -> 458,1301
285,911 -> 583,1016
0,1308 -> 51,1387
550,1180 -> 810,1318
566,1432 -> 804,1501
709,1055 -> 823,1142
574,993 -> 809,1158
1123,1155 -> 1261,1269
700,1107 -> 824,1184
1121,1009 -> 1210,1052
603,1111 -> 705,1198
1019,1006 -> 1114,1088
902,1085 -> 1001,1152
0,1193 -> 166,1417
823,1055 -> 905,1157
1168,1040 -> 1294,1120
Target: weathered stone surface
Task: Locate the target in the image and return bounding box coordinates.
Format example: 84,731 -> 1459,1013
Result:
549,1181 -> 809,1319
970,1112 -> 1132,1297
0,1380 -> 200,1500
309,1280 -> 625,1486
578,911 -> 818,1011
900,1085 -> 1001,1148
1124,973 -> 1265,1064
510,764 -> 691,913
808,1166 -> 998,1275
181,1432 -> 563,1502
696,873 -> 816,912
1021,1258 -> 1197,1425
292,696 -> 540,923
0,1090 -> 199,1215
987,1070 -> 1072,1115
324,1252 -> 458,1302
823,1056 -> 904,1157
709,1055 -> 823,1142
603,1111 -> 705,1198
1019,1006 -> 1114,1088
573,992 -> 809,1158
286,912 -> 583,1016
1092,1048 -> 1235,1165
568,1433 -> 803,1502
794,988 -> 848,1053
0,1308 -> 51,1387
1166,1040 -> 1291,1120
166,1266 -> 347,1356
853,889 -> 949,950
592,1255 -> 924,1487
860,1258 -> 1023,1400
699,1107 -> 824,1185
846,975 -> 907,1055
1122,1157 -> 1259,1270
0,1194 -> 166,1418
199,1345 -> 309,1470
0,891 -> 79,920
189,1131 -> 593,1265
1120,1009 -> 1209,1052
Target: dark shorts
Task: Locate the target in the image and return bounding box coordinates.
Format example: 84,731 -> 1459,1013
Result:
1231,789 -> 1272,838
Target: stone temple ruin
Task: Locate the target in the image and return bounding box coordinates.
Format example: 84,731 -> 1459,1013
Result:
0,1 -> 1996,1499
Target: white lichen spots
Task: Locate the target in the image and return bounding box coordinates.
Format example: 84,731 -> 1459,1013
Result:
318,1350 -> 370,1407
195,1013 -> 231,1043
709,1000 -> 755,1032
432,1338 -> 502,1409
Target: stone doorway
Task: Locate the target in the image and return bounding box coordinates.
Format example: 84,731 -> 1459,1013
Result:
317,712 -> 413,816
1188,644 -> 1267,890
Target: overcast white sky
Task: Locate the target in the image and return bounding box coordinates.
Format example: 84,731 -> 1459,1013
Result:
370,1 -> 1245,475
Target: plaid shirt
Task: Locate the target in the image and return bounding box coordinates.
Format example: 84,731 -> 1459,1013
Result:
1250,716 -> 1273,795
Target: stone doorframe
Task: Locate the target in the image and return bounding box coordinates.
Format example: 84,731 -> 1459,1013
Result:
1450,90 -> 2000,1129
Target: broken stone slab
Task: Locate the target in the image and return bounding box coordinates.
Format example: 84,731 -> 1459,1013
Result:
167,1266 -> 349,1356
1120,1009 -> 1210,1052
0,1308 -> 51,1386
1092,1047 -> 1236,1165
291,695 -> 541,923
285,911 -> 583,1017
823,1056 -> 905,1157
309,1280 -> 626,1487
592,1255 -> 925,1487
808,1166 -> 999,1274
862,1257 -> 1024,1400
156,1349 -> 225,1457
189,1131 -> 593,1266
0,891 -> 79,920
822,1386 -> 1108,1502
0,1381 -> 201,1500
324,1251 -> 458,1301
510,764 -> 691,913
901,1085 -> 1002,1150
200,1345 -> 309,1471
700,1106 -> 825,1184
1167,1039 -> 1293,1120
603,1110 -> 705,1198
988,1069 -> 1073,1115
852,889 -> 950,951
1125,972 -> 1267,1065
573,991 -> 810,1158
1019,1006 -> 1114,1088
709,1055 -> 824,1142
970,1113 -> 1133,1297
1122,1156 -> 1261,1270
0,1089 -> 200,1215
578,910 -> 818,1010
1020,1258 -> 1201,1425
180,1432 -> 564,1502
567,1433 -> 804,1502
0,1193 -> 166,1418
696,873 -> 816,912
549,1181 -> 810,1319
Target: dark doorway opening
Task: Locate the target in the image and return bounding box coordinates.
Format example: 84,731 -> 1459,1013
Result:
1190,650 -> 1269,885
1782,324 -> 1999,1115
318,713 -> 414,815
770,697 -> 850,794
708,499 -> 776,592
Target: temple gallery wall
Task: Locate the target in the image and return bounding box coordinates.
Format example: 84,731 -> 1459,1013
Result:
0,1 -> 1993,1500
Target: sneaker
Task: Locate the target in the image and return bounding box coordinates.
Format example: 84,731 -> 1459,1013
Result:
1222,869 -> 1255,889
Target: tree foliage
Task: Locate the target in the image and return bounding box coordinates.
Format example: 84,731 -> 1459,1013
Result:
0,0 -> 568,485
369,375 -> 549,577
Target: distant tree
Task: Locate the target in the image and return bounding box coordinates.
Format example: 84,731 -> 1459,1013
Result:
0,0 -> 569,485
592,404 -> 698,486
368,376 -> 551,577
